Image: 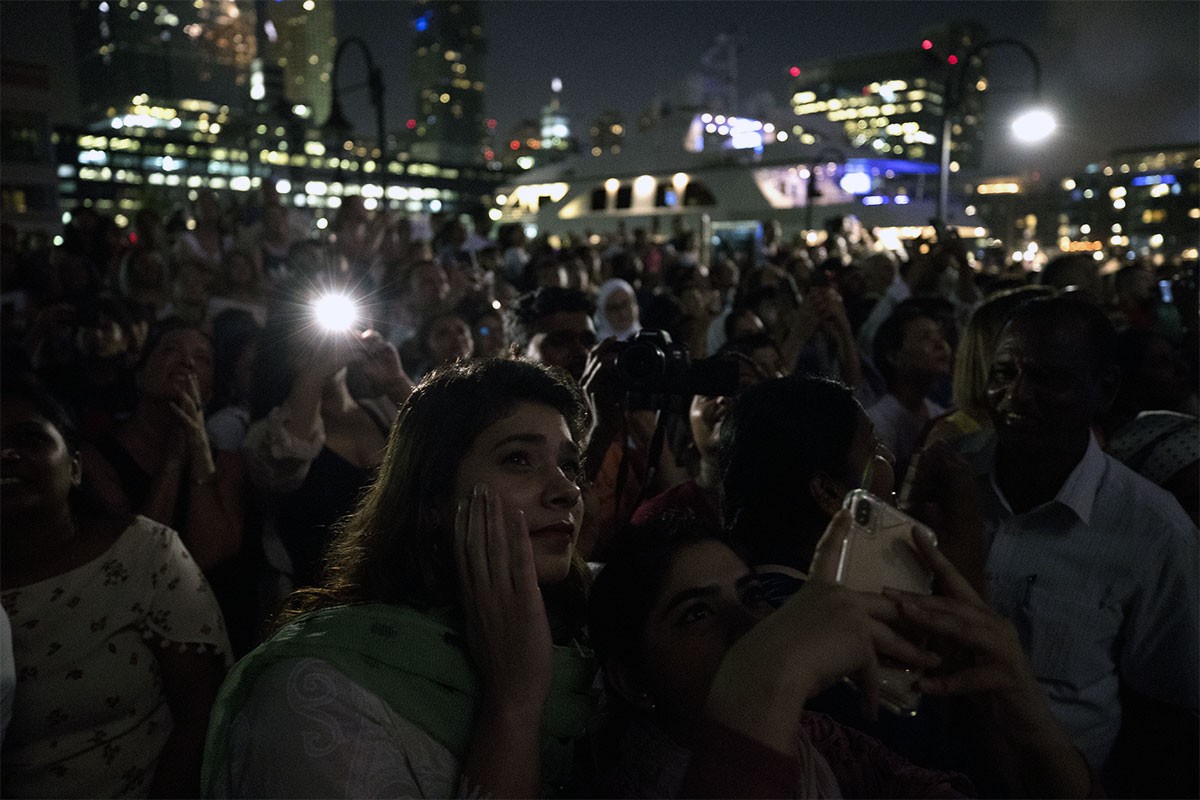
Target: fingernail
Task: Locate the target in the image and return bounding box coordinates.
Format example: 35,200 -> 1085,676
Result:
456,498 -> 466,516
473,482 -> 485,498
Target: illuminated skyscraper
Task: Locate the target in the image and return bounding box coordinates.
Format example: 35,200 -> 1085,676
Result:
789,22 -> 987,167
72,0 -> 257,115
410,0 -> 486,165
539,77 -> 573,157
257,0 -> 336,123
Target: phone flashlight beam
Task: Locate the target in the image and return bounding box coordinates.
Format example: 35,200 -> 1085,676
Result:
313,292 -> 359,332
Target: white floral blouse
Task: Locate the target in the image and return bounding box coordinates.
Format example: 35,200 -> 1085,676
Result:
1,516 -> 231,798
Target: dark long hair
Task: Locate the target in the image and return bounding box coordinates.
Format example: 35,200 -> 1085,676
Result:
719,374 -> 860,568
249,284 -> 313,421
282,358 -> 593,635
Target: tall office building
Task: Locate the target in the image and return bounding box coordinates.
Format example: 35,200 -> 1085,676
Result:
72,0 -> 257,116
539,78 -> 573,157
410,0 -> 486,165
1,61 -> 60,234
789,22 -> 987,168
256,0 -> 336,124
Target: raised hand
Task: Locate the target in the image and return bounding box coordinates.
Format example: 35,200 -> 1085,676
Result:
579,338 -> 626,476
886,528 -> 1036,701
453,482 -> 553,716
168,371 -> 216,481
889,523 -> 1093,797
354,329 -> 413,403
703,512 -> 941,754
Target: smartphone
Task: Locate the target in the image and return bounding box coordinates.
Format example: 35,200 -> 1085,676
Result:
835,489 -> 937,715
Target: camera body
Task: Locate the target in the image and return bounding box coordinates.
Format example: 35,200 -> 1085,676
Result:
614,329 -> 739,410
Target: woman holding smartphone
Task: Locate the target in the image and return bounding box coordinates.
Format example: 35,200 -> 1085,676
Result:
586,512 -> 1092,798
204,359 -> 596,798
244,285 -> 415,593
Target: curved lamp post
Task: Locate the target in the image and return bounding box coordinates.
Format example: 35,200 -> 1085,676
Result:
937,38 -> 1055,222
322,37 -> 387,187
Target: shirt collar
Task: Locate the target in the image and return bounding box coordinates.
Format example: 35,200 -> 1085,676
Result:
974,430 -> 1106,524
1053,432 -> 1107,525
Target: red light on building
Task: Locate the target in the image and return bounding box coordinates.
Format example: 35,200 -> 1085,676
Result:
789,66 -> 801,77
509,140 -> 520,150
921,39 -> 933,50
948,54 -> 959,65
486,118 -> 498,129
406,119 -> 416,129
129,232 -> 138,244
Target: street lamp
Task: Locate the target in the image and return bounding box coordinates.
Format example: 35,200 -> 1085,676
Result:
937,38 -> 1055,222
323,37 -> 387,187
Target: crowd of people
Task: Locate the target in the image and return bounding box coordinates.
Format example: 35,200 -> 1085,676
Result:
1,186 -> 1197,798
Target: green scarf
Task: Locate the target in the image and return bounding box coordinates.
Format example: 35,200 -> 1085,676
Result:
201,603 -> 596,796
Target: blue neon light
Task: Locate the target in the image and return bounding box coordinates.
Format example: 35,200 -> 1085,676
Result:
846,158 -> 940,175
415,14 -> 430,31
862,196 -> 889,205
1131,174 -> 1176,186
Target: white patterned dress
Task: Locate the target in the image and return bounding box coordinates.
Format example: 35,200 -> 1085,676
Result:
1,516 -> 231,798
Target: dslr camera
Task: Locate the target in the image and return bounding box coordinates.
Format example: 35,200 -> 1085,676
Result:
614,330 -> 739,410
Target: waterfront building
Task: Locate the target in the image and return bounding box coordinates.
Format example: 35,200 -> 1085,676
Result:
971,144 -> 1199,266
788,22 -> 987,169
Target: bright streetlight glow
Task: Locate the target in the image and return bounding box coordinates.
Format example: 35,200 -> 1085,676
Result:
1011,107 -> 1057,143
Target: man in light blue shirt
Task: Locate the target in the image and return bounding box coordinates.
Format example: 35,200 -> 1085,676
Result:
958,295 -> 1197,794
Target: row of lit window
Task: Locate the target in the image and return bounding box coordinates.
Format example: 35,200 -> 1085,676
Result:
824,103 -> 925,122
792,77 -> 932,104
1098,156 -> 1200,176
792,90 -> 931,114
71,140 -> 461,182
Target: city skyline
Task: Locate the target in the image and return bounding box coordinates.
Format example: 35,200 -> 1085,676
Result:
3,0 -> 1197,178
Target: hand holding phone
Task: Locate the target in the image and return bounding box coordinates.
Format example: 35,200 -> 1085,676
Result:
834,489 -> 937,715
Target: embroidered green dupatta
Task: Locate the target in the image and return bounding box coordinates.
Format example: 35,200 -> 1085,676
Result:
201,603 -> 596,795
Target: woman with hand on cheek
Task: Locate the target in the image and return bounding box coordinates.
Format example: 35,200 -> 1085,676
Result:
203,359 -> 596,799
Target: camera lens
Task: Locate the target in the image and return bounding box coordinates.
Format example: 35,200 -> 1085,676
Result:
616,340 -> 666,385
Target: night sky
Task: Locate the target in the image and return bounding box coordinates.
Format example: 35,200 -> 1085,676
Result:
5,1 -> 1197,177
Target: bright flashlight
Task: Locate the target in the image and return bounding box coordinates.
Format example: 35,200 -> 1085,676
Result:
1011,107 -> 1057,144
313,292 -> 359,332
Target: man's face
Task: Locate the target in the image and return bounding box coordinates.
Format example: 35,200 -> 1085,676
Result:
524,310 -> 596,382
986,320 -> 1106,455
893,316 -> 952,378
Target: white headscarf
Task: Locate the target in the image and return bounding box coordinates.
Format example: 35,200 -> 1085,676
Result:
594,278 -> 642,341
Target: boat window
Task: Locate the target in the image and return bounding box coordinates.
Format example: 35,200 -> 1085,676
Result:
683,181 -> 715,206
